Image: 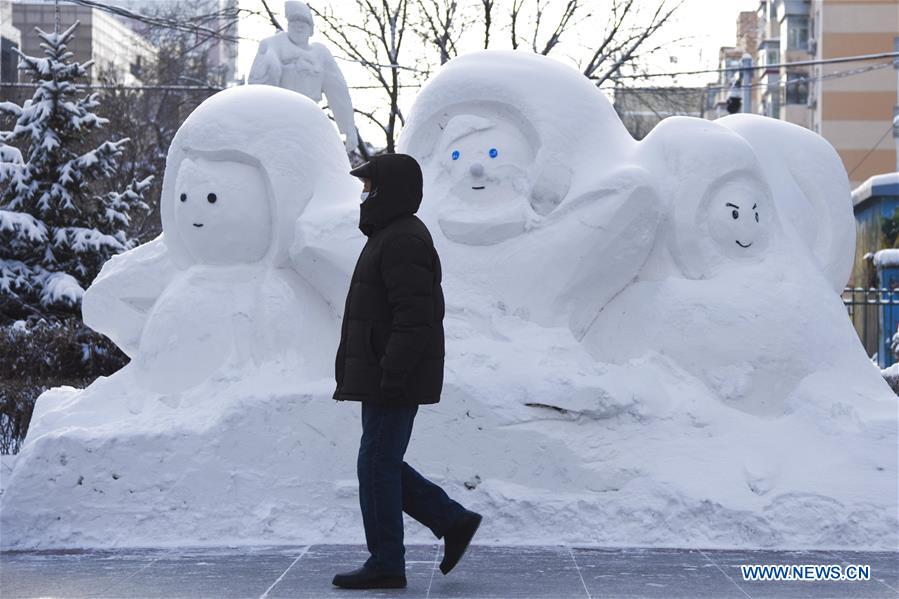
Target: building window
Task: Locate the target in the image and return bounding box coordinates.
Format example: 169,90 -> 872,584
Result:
783,70 -> 809,105
786,16 -> 809,50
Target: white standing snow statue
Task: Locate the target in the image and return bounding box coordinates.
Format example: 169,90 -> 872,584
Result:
249,0 -> 358,153
82,85 -> 354,394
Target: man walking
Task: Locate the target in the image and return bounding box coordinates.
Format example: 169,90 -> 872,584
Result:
331,153 -> 483,590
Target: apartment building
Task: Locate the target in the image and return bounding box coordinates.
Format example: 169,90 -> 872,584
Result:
726,0 -> 899,188
705,12 -> 759,118
108,0 -> 240,87
809,0 -> 898,186
10,0 -> 156,85
751,1 -> 811,127
1,1 -> 21,83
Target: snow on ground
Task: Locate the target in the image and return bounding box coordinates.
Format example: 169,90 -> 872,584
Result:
1,56 -> 896,552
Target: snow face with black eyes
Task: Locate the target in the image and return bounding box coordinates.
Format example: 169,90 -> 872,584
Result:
174,157 -> 272,264
704,175 -> 771,261
433,114 -> 537,245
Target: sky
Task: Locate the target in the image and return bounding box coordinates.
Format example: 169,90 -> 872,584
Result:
235,0 -> 761,143
236,0 -> 760,82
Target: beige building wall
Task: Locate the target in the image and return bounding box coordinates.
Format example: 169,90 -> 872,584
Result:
813,0 -> 898,188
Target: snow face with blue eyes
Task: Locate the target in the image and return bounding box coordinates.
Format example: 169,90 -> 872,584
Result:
435,116 -> 537,245
443,123 -> 534,200
174,157 -> 272,264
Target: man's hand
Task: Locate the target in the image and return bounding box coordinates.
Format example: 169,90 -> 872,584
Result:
380,367 -> 407,401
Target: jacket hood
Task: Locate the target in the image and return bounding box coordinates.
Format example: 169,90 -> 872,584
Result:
355,153 -> 423,236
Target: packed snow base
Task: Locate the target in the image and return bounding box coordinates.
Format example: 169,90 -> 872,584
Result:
2,57 -> 897,551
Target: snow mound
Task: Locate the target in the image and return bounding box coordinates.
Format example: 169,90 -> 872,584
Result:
2,54 -> 896,551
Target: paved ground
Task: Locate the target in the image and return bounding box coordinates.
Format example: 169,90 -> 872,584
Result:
1,544 -> 896,598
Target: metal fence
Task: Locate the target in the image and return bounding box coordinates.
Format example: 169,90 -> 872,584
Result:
842,286 -> 899,367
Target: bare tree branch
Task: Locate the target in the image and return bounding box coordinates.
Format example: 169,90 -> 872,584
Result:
481,0 -> 494,49
309,0 -> 412,152
300,0 -> 685,151
581,0 -> 634,76
259,0 -> 283,31
510,0 -> 525,50
414,0 -> 462,65
594,0 -> 685,86
537,0 -> 579,55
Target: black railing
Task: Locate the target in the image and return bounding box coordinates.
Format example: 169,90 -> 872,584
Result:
842,286 -> 899,367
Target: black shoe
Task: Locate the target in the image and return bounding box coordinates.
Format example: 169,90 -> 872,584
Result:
331,566 -> 407,589
439,510 -> 483,575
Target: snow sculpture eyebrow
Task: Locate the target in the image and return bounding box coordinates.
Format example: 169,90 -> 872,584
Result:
752,203 -> 757,210
726,202 -> 740,209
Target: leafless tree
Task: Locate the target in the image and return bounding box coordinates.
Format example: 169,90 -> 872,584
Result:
310,0 -> 415,153
414,0 -> 464,65
299,0 -> 686,152
583,0 -> 685,86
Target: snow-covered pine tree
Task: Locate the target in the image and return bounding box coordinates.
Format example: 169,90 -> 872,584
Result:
0,21 -> 151,322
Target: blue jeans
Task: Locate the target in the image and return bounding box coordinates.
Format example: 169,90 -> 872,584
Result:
357,402 -> 468,576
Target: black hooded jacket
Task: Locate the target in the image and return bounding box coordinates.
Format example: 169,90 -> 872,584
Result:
332,153 -> 445,405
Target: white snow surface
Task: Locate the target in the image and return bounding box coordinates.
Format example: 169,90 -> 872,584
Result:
2,56 -> 897,552
852,171 -> 899,206
874,248 -> 899,268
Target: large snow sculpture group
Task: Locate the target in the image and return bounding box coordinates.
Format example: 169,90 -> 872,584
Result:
2,51 -> 895,551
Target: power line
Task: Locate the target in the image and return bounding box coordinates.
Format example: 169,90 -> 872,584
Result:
60,0 -> 250,44
1,82 -> 220,91
848,123 -> 895,178
4,53 -> 887,97
708,61 -> 892,93
0,82 -> 424,91
608,61 -> 892,96
5,59 -> 886,95
609,50 -> 899,80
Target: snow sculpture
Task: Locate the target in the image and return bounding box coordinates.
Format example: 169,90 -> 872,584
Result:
716,113 -> 855,293
394,51 -> 660,337
2,54 -> 895,555
82,85 -> 355,394
580,116 -> 891,418
249,1 -> 358,152
398,50 -> 637,245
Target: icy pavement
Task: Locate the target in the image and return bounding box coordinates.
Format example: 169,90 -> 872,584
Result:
1,544 -> 896,598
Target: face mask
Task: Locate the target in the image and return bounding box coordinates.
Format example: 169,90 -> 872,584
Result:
360,191 -> 370,202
